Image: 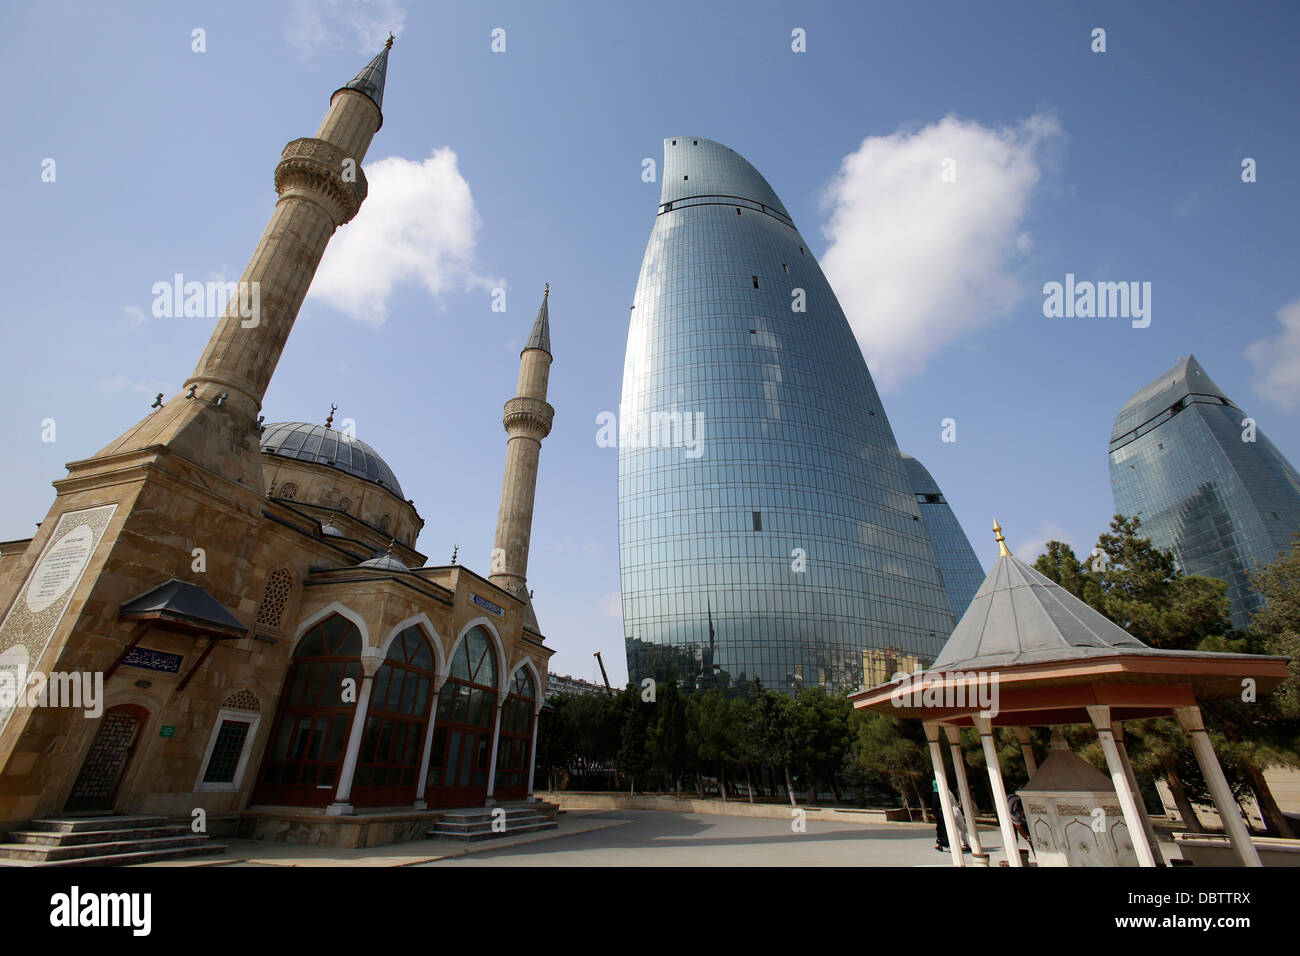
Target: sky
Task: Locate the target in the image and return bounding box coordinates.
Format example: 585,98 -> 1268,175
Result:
1,1 -> 1297,687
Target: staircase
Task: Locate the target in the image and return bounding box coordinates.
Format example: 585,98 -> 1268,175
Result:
0,815 -> 226,867
428,804 -> 558,842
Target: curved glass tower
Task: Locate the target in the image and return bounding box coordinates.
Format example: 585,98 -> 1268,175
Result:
618,137 -> 955,695
901,454 -> 985,620
1110,354 -> 1300,629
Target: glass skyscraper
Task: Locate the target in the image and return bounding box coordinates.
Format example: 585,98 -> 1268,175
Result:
1110,354 -> 1300,629
901,454 -> 985,621
618,136 -> 956,695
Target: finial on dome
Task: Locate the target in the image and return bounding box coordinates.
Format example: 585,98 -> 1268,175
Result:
450,543 -> 459,564
993,519 -> 1011,557
544,282 -> 549,298
385,32 -> 395,50
325,403 -> 337,429
385,538 -> 396,556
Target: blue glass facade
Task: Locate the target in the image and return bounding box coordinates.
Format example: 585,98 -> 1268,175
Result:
618,137 -> 956,695
901,454 -> 986,621
1109,355 -> 1300,629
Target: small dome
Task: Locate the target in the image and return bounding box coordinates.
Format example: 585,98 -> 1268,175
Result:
261,422 -> 404,498
358,551 -> 409,572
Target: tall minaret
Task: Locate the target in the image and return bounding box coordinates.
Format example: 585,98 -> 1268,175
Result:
94,37 -> 395,489
490,286 -> 554,627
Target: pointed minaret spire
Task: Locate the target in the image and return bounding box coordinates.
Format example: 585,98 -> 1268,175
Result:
335,34 -> 393,124
993,519 -> 1011,557
523,283 -> 552,356
491,286 -> 556,629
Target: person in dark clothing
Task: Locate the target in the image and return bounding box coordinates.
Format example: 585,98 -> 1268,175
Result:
932,780 -> 948,850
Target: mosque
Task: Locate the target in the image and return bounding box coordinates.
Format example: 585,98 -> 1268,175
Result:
0,39 -> 557,849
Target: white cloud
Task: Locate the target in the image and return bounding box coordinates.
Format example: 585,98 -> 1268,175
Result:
820,113 -> 1063,391
599,592 -> 623,620
1012,521 -> 1073,564
1245,297 -> 1300,410
284,0 -> 405,57
309,149 -> 498,325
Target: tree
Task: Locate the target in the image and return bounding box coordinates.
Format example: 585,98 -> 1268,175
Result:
746,684 -> 800,806
648,679 -> 690,797
842,710 -> 929,817
616,686 -> 652,795
687,688 -> 740,800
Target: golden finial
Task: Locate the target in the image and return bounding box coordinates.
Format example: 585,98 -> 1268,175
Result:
325,403 -> 337,429
385,538 -> 396,555
993,519 -> 1011,557
544,282 -> 549,298
385,32 -> 395,51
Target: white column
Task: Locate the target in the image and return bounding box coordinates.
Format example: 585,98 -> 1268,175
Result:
412,675 -> 445,811
327,655 -> 382,816
944,725 -> 982,855
1115,724 -> 1165,866
483,697 -> 505,805
1014,727 -> 1038,777
971,715 -> 1022,867
1086,705 -> 1157,867
1174,705 -> 1262,867
525,704 -> 541,800
924,722 -> 965,867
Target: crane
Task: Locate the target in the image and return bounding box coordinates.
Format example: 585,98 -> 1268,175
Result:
593,651 -> 613,696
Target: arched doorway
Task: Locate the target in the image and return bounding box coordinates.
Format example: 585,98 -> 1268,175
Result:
351,625 -> 437,807
65,704 -> 149,813
494,667 -> 537,801
254,613 -> 362,807
424,625 -> 498,808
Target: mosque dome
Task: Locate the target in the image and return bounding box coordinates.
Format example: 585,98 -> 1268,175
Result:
358,550 -> 410,572
260,422 -> 404,499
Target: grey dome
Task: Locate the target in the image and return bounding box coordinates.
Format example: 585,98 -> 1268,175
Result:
261,422 -> 404,498
358,552 -> 409,572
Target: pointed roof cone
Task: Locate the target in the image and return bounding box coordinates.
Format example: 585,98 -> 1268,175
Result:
334,34 -> 393,127
523,283 -> 552,356
930,520 -> 1150,670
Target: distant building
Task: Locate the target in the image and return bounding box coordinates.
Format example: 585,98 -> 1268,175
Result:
617,136 -> 955,696
861,646 -> 928,691
546,673 -> 608,697
901,454 -> 986,621
1109,355 -> 1300,628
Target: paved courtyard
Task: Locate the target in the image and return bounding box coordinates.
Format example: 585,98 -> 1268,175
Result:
420,810 -> 1007,867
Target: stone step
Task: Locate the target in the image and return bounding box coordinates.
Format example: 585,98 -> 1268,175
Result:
0,843 -> 227,868
7,825 -> 194,847
0,834 -> 216,863
21,815 -> 170,835
429,819 -> 557,842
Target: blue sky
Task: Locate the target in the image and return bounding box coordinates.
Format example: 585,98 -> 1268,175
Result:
2,1 -> 1297,686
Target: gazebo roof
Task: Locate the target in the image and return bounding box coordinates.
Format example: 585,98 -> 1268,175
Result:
932,548 -> 1149,670
851,522 -> 1290,721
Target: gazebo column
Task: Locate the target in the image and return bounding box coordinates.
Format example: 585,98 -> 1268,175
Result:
971,715 -> 1022,867
1086,705 -> 1158,867
923,722 -> 965,867
944,725 -> 982,855
1013,727 -> 1038,777
1114,724 -> 1165,865
1173,705 -> 1262,867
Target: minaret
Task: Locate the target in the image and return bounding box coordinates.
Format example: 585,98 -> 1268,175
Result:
490,286 -> 554,626
94,37 -> 395,490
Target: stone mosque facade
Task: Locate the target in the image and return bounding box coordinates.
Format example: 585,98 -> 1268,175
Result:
0,41 -> 557,845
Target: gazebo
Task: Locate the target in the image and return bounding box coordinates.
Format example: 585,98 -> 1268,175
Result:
850,522 -> 1291,867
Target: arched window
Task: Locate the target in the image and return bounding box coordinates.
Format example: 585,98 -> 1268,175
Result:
254,613 -> 362,807
352,626 -> 437,807
425,626 -> 497,808
494,666 -> 537,800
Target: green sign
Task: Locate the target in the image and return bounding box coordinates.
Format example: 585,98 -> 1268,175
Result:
159,726 -> 175,737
